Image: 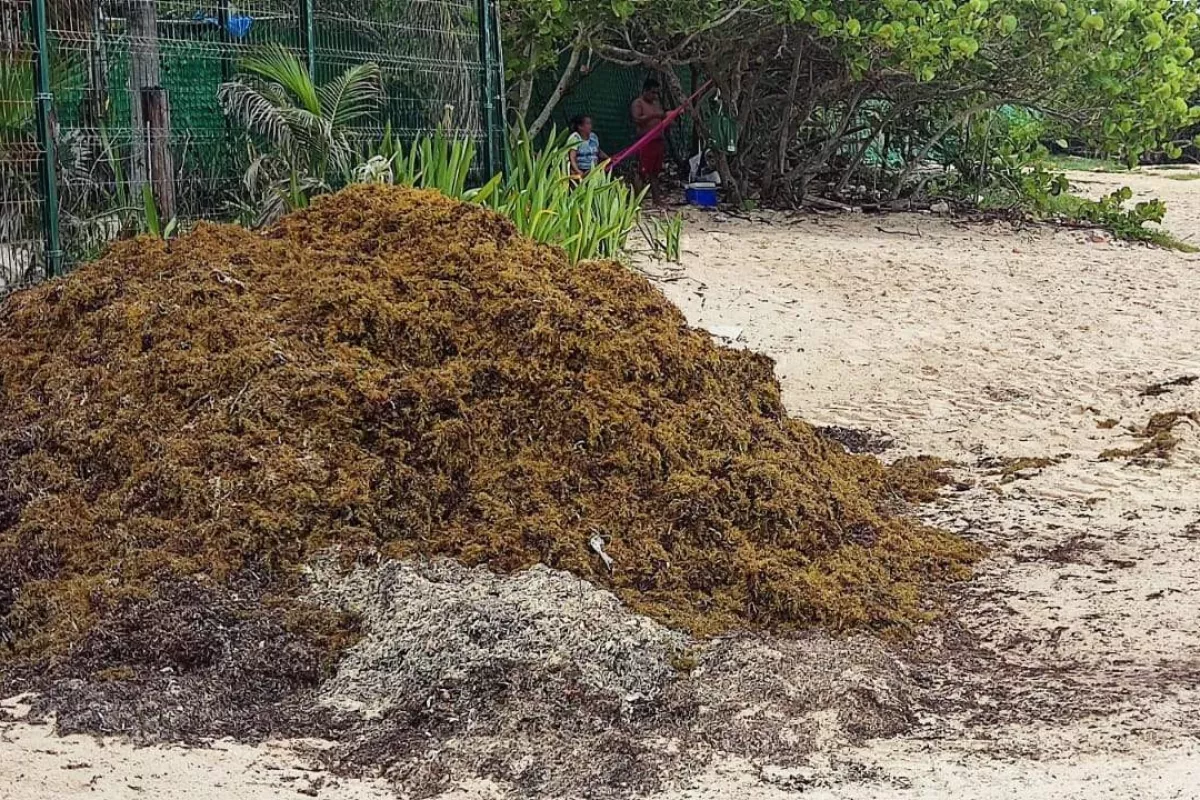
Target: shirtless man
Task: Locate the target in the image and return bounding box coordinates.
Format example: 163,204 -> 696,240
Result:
630,77 -> 667,204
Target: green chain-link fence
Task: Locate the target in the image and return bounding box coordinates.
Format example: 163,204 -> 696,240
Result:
1,0 -> 503,294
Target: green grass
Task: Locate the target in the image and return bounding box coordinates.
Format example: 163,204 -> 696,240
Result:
1160,172 -> 1200,182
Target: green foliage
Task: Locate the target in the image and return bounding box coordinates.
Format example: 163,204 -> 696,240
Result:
361,125 -> 652,264
218,45 -> 383,224
779,0 -> 1200,162
140,185 -> 179,241
770,0 -> 1200,155
141,184 -> 161,237
641,213 -> 684,262
355,122 -> 496,199
490,128 -> 646,263
940,112 -> 1183,248
964,162 -> 1184,248
0,51 -> 82,136
507,0 -> 1200,204
502,0 -> 719,81
1,52 -> 85,223
1051,186 -> 1177,246
663,213 -> 684,262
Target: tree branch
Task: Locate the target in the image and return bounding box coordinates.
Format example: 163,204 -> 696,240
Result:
516,39 -> 537,121
527,37 -> 585,138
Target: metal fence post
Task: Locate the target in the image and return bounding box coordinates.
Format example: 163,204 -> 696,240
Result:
31,0 -> 63,278
299,0 -> 316,78
217,0 -> 233,82
476,0 -> 499,178
491,0 -> 508,172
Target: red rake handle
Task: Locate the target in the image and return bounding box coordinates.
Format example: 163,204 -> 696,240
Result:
606,80 -> 715,170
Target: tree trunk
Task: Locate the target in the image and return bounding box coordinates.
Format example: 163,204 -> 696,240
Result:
834,103 -> 902,197
514,40 -> 536,121
761,49 -> 804,203
888,99 -> 1000,199
786,82 -> 865,200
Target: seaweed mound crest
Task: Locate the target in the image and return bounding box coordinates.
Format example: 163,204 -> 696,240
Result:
0,185 -> 976,662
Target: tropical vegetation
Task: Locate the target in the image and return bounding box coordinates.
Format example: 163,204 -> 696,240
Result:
502,0 -> 1200,241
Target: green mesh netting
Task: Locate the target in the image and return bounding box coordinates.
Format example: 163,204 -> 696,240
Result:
531,58 -> 736,168
3,0 -> 500,287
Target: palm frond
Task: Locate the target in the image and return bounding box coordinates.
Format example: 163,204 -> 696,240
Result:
221,46 -> 386,223
256,183 -> 292,227
258,174 -> 329,226
318,62 -> 384,130
326,130 -> 358,177
238,44 -> 321,115
278,106 -> 335,169
218,79 -> 294,150
242,151 -> 278,194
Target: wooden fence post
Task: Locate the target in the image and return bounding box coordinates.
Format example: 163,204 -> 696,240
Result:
126,0 -> 174,219
141,86 -> 175,222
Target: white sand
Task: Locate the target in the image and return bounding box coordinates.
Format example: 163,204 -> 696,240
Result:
643,166 -> 1200,798
5,167 -> 1200,798
0,698 -> 394,800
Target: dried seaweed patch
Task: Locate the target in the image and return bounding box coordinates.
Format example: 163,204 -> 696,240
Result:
0,185 -> 979,680
1100,411 -> 1199,461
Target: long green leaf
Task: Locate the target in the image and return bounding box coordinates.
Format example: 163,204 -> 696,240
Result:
239,44 -> 320,115
318,62 -> 383,129
142,185 -> 161,238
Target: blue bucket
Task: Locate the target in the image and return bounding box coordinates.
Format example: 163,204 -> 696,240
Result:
685,182 -> 719,208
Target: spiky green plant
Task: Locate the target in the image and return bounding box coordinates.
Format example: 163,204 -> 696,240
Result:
352,124 -> 652,264
641,213 -> 684,262
354,121 -> 502,203
485,127 -> 646,263
664,213 -> 683,262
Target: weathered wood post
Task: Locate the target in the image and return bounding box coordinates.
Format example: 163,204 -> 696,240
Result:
141,86 -> 175,221
125,0 -> 175,221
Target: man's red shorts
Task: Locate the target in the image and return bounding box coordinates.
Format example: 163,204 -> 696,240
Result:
638,137 -> 666,178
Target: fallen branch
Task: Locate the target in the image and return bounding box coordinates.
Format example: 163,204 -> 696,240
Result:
802,195 -> 855,212
876,226 -> 921,237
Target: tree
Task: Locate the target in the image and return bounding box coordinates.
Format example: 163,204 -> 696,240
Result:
218,44 -> 383,224
501,0 -> 737,136
503,0 -> 1200,204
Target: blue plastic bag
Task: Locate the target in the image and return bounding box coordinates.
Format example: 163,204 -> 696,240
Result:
193,9 -> 254,40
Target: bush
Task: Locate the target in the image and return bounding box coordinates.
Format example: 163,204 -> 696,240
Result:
506,0 -> 1200,206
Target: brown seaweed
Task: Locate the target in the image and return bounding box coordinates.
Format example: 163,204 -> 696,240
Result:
0,185 -> 979,673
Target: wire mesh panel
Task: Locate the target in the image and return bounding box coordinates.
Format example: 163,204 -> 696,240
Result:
1,0 -> 500,294
1,1 -> 45,292
313,0 -> 484,139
